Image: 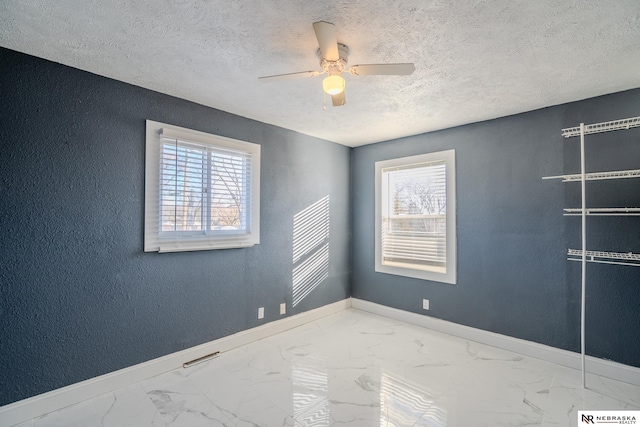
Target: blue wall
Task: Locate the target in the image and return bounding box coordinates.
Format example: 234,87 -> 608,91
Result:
0,47 -> 351,406
351,89 -> 640,368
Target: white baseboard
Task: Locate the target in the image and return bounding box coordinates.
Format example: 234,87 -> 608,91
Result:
0,298 -> 352,427
351,298 -> 640,387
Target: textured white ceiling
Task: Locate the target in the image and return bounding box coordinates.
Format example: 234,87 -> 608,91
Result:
1,1 -> 639,146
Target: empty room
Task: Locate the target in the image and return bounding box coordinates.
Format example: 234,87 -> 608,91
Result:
1,1 -> 639,426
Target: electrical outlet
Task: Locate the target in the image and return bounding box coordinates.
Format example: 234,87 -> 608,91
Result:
422,299 -> 430,310
280,303 -> 286,315
258,307 -> 264,319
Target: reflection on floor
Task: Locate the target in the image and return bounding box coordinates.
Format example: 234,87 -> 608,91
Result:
15,309 -> 640,426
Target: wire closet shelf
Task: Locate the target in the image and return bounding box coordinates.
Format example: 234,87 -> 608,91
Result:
561,116 -> 640,138
567,249 -> 640,267
542,169 -> 640,182
543,114 -> 640,389
563,207 -> 640,216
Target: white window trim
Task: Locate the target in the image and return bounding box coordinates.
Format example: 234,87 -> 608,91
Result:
144,120 -> 260,253
375,149 -> 456,284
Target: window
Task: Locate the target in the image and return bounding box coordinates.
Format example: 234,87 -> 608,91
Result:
145,120 -> 260,252
375,150 -> 456,284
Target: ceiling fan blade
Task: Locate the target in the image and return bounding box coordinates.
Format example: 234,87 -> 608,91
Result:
312,21 -> 339,61
331,91 -> 346,107
258,70 -> 320,82
348,63 -> 415,76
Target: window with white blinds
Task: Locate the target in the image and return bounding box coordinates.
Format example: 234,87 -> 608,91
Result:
145,120 -> 260,252
375,150 -> 456,284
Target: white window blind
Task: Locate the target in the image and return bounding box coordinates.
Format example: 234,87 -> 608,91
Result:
145,121 -> 260,252
382,161 -> 447,271
375,150 -> 456,284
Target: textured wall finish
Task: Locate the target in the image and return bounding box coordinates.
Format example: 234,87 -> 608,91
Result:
1,1 -> 639,146
0,47 -> 351,406
351,89 -> 640,368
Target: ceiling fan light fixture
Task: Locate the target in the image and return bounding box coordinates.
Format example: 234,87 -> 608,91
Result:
322,75 -> 345,95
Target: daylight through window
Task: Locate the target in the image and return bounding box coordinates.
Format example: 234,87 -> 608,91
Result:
145,121 -> 260,252
160,140 -> 249,233
375,150 -> 456,283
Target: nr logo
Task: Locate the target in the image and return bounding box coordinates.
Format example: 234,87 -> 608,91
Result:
582,414 -> 595,424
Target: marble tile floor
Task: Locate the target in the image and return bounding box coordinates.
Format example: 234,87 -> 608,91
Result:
14,309 -> 640,427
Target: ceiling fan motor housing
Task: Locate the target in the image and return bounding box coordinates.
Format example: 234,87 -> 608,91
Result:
318,43 -> 349,75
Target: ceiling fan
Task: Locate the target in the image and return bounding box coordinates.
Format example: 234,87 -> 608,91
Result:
258,21 -> 415,107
